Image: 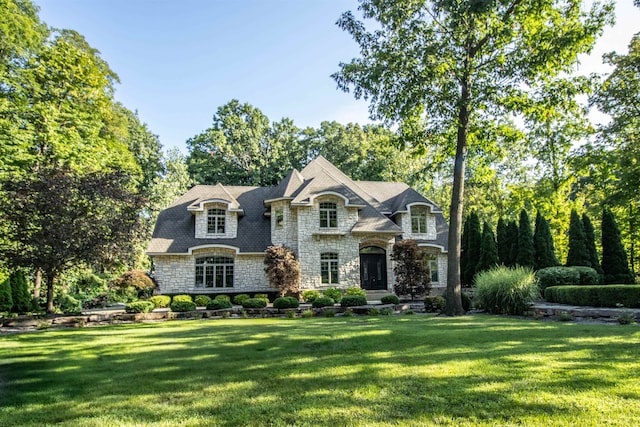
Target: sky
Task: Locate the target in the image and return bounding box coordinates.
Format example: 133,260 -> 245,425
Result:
36,1 -> 640,154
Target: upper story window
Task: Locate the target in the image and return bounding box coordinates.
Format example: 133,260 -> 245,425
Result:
320,252 -> 339,284
319,202 -> 337,228
275,209 -> 284,228
195,256 -> 234,288
207,208 -> 226,234
411,207 -> 428,234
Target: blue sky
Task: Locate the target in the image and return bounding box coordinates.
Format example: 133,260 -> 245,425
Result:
36,1 -> 640,153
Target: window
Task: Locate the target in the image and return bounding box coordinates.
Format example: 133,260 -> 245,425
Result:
275,209 -> 284,227
319,202 -> 337,228
320,253 -> 339,284
426,255 -> 438,283
411,207 -> 428,234
207,208 -> 226,234
195,256 -> 234,288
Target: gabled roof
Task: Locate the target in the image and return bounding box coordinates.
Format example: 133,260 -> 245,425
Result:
265,168 -> 305,203
186,183 -> 243,213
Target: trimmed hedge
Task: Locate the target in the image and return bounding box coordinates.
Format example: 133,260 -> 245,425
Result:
126,301 -> 155,313
206,299 -> 232,310
172,294 -> 192,303
381,295 -> 400,305
322,288 -> 342,303
242,298 -> 268,309
273,296 -> 300,309
302,290 -> 321,303
214,294 -> 231,302
544,285 -> 640,308
170,301 -> 197,312
253,294 -> 269,301
233,294 -> 250,305
194,295 -> 212,306
311,297 -> 334,308
149,295 -> 171,308
340,295 -> 367,307
536,266 -> 601,290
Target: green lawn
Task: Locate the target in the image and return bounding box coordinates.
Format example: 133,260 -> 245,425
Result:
1,315 -> 639,426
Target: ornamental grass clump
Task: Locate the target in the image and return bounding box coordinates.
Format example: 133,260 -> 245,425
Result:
474,266 -> 540,315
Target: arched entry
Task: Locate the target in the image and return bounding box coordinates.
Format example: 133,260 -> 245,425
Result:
360,246 -> 387,290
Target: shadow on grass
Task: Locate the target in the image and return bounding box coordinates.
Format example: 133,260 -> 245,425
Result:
1,316 -> 639,426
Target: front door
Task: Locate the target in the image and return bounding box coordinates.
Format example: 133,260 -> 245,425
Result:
360,252 -> 387,290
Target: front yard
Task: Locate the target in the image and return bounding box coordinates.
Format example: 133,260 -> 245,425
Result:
1,316 -> 639,426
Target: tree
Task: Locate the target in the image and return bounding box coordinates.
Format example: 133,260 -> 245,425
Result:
566,209 -> 590,267
0,278 -> 13,312
477,222 -> 499,274
391,240 -> 430,300
534,212 -> 559,270
10,270 -> 31,313
601,208 -> 634,284
186,100 -> 303,186
516,210 -> 534,268
333,0 -> 612,315
506,221 -> 519,268
582,213 -> 603,275
0,166 -> 147,312
461,211 -> 481,286
264,245 -> 301,297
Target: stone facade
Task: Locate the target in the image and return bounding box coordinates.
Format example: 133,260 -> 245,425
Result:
194,202 -> 238,239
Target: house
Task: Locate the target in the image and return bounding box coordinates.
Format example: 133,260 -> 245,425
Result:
147,156 -> 448,296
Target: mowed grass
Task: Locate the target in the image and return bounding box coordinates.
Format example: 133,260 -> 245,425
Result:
1,316 -> 639,426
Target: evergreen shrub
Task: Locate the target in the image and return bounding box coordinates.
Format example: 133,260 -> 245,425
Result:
424,295 -> 446,312
126,301 -> 155,313
545,285 -> 640,308
381,295 -> 400,304
474,266 -> 539,315
322,288 -> 342,303
206,299 -> 232,310
242,298 -> 268,309
170,301 -> 197,312
312,296 -> 334,308
149,295 -> 171,308
273,296 -> 300,309
536,267 -> 580,290
253,294 -> 269,301
194,295 -> 212,306
345,287 -> 366,297
172,294 -> 192,303
302,290 -> 321,303
573,266 -> 601,285
233,294 -> 250,305
10,271 -> 32,313
0,278 -> 13,312
340,295 -> 367,307
214,294 -> 231,302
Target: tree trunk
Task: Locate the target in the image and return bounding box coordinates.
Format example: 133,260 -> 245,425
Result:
444,79 -> 470,316
33,268 -> 41,300
46,272 -> 55,314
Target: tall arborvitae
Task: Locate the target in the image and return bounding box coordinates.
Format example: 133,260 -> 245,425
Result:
582,213 -> 604,275
566,209 -> 590,267
462,211 -> 482,286
477,222 -> 499,273
0,278 -> 13,312
534,212 -> 559,270
601,208 -> 634,284
496,218 -> 509,266
10,271 -> 31,314
506,220 -> 519,267
516,210 -> 535,268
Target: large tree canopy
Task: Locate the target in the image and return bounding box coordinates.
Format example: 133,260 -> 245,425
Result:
333,0 -> 612,314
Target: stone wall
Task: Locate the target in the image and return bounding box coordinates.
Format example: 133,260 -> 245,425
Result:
398,210 -> 438,241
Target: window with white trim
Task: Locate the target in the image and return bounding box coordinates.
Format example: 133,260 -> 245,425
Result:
320,252 -> 339,284
411,207 -> 428,234
319,202 -> 337,228
426,254 -> 438,284
195,256 -> 234,288
207,208 -> 226,234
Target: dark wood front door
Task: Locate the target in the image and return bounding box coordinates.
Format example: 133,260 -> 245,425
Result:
360,253 -> 387,290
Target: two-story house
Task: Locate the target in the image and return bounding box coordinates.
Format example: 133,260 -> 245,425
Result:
147,156 -> 448,296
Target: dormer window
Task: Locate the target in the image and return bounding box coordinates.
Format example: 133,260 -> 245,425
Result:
411,207 -> 428,234
275,209 -> 284,227
319,202 -> 337,228
207,208 -> 226,234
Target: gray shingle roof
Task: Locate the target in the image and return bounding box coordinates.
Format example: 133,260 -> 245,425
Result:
148,156 -> 449,255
